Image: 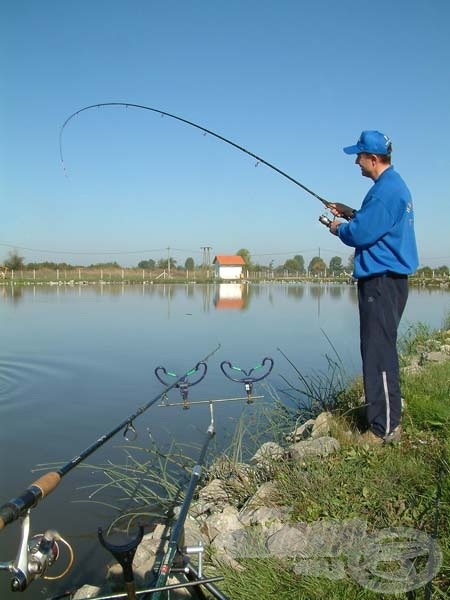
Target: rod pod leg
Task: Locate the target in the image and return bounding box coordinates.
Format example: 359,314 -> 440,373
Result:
98,525 -> 144,600
186,564 -> 229,600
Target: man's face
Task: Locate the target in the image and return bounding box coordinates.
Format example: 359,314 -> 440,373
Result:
355,152 -> 377,179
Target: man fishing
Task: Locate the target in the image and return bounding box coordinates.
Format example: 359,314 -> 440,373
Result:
329,130 -> 419,445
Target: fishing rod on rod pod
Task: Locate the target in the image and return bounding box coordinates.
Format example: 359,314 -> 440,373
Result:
150,356 -> 274,600
58,355 -> 274,600
0,344 -> 221,593
59,103 -> 356,224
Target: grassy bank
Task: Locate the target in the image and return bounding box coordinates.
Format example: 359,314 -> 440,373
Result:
1,269 -> 449,287
216,324 -> 450,599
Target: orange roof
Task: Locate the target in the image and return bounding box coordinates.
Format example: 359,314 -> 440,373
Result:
213,255 -> 246,265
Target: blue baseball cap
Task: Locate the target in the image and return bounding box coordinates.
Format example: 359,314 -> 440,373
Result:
343,130 -> 392,155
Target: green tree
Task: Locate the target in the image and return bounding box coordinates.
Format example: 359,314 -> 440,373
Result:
294,254 -> 305,273
308,256 -> 326,275
236,248 -> 251,265
4,250 -> 24,270
157,258 -> 177,269
284,258 -> 301,273
184,257 -> 195,270
89,262 -> 121,268
138,259 -> 156,269
417,266 -> 432,278
329,256 -> 344,274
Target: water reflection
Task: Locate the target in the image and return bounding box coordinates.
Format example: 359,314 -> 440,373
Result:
1,284 -> 24,304
0,281 -> 442,316
285,284 -> 305,300
214,283 -> 248,310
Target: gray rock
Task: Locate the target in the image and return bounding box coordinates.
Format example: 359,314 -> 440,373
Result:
311,412 -> 334,438
286,419 -> 315,442
197,478 -> 229,510
73,585 -> 102,599
243,481 -> 279,508
239,505 -> 290,532
211,529 -> 249,569
289,436 -> 340,462
202,506 -> 243,542
266,523 -> 309,558
250,442 -> 285,465
425,351 -> 448,363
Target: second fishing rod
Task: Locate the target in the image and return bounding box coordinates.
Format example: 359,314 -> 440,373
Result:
0,344 -> 221,534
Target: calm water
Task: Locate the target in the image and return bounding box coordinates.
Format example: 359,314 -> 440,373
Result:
1,282 -> 449,598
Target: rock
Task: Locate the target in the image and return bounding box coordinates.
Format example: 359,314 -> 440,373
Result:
425,351 -> 448,363
197,478 -> 229,511
401,356 -> 423,375
73,585 -> 102,599
189,499 -> 211,518
182,515 -> 205,547
286,419 -> 315,442
289,436 -> 340,462
133,530 -> 163,566
244,481 -> 279,508
250,442 -> 285,465
311,412 -> 334,438
202,506 -> 243,542
211,529 -> 249,569
266,523 -> 309,558
239,505 -> 290,534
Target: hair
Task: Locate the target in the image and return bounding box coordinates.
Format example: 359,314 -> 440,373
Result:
377,154 -> 392,165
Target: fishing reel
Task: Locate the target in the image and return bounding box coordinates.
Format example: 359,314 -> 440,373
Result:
320,202 -> 356,228
220,357 -> 274,402
319,213 -> 332,228
0,511 -> 73,592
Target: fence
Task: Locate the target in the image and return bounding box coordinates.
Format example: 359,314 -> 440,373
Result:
1,268 -> 448,286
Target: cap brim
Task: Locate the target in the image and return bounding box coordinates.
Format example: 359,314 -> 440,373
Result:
343,144 -> 360,154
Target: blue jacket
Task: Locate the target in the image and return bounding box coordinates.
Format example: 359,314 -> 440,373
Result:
337,166 -> 419,278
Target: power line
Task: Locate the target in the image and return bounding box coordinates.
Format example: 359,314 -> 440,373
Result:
0,241 -> 203,256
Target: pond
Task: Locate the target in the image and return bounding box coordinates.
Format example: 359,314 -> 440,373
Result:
0,282 -> 449,597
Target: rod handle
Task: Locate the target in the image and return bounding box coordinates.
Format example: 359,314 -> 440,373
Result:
32,471 -> 62,496
0,471 -> 61,530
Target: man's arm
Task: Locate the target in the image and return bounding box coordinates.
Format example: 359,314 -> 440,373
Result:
335,195 -> 396,248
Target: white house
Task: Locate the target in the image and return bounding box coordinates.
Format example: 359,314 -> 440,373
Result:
213,255 -> 245,280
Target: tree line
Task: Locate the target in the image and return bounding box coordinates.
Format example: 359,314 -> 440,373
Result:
2,249 -> 449,277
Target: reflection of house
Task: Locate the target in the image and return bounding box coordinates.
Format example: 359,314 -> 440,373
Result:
214,283 -> 245,310
213,255 -> 245,280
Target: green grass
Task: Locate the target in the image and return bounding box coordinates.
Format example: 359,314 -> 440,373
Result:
218,327 -> 450,599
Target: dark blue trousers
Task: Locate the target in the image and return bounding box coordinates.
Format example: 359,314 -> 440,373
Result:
358,273 -> 408,438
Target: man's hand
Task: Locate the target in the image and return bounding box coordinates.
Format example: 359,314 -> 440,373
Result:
326,202 -> 356,221
329,219 -> 342,235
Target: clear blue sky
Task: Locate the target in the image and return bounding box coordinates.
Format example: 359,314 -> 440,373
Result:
1,0 -> 449,268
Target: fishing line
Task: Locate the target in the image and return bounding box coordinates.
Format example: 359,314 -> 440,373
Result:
59,102 -> 331,207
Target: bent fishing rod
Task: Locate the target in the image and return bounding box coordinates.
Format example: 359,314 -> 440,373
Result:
0,344 -> 220,533
59,102 -> 355,219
